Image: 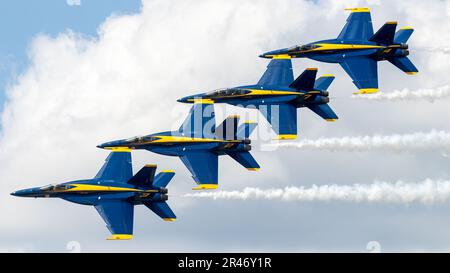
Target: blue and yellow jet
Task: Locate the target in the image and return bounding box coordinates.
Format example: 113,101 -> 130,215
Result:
11,151 -> 176,240
97,102 -> 259,190
178,59 -> 337,140
260,7 -> 418,94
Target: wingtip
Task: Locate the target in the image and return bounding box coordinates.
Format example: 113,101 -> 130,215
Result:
344,7 -> 370,13
275,134 -> 297,140
192,184 -> 218,190
107,234 -> 133,240
353,88 -> 379,95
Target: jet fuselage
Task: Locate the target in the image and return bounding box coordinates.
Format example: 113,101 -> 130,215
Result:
11,179 -> 168,206
97,131 -> 251,157
177,85 -> 330,109
260,39 -> 409,63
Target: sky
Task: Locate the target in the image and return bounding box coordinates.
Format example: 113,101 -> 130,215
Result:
1,0 -> 450,252
0,0 -> 141,109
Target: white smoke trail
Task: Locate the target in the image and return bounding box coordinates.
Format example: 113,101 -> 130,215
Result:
351,85 -> 450,102
184,179 -> 450,204
264,130 -> 450,153
420,47 -> 450,55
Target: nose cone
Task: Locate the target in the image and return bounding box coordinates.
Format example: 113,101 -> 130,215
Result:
96,139 -> 126,149
177,97 -> 188,103
11,187 -> 41,197
177,94 -> 202,104
259,48 -> 289,58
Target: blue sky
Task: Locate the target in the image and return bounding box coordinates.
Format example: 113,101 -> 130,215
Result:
0,0 -> 141,111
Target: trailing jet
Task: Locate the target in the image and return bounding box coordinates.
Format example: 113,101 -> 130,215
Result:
97,102 -> 259,190
178,58 -> 337,140
11,150 -> 176,240
260,7 -> 418,94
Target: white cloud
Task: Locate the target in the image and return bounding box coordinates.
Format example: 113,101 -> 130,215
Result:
66,0 -> 81,6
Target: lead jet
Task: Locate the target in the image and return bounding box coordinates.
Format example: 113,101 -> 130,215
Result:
178,58 -> 337,140
11,150 -> 176,240
97,102 -> 259,190
260,7 -> 418,94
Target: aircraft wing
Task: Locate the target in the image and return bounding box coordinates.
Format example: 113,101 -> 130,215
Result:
180,151 -> 218,189
259,103 -> 297,140
95,200 -> 134,240
179,102 -> 216,139
337,8 -> 374,41
339,57 -> 378,93
94,151 -> 133,182
257,58 -> 294,87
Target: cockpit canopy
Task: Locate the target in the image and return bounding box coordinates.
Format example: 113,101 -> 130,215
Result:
40,184 -> 74,191
288,44 -> 320,52
125,135 -> 159,143
206,88 -> 251,98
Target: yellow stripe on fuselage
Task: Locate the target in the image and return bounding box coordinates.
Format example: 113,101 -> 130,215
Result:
104,147 -> 132,152
151,135 -> 237,144
58,184 -> 158,193
304,43 -> 384,53
272,54 -> 291,59
186,90 -> 302,102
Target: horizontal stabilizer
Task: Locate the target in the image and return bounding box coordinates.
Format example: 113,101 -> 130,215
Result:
227,151 -> 260,171
308,104 -> 338,121
153,171 -> 175,188
369,22 -> 397,45
289,68 -> 317,91
127,164 -> 156,188
144,201 -> 176,221
314,75 -> 335,91
389,57 -> 418,74
215,115 -> 239,140
394,27 -> 414,44
236,121 -> 258,139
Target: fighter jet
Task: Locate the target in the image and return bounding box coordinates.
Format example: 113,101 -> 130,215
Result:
11,150 -> 176,240
178,58 -> 337,140
97,101 -> 259,190
260,7 -> 418,94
